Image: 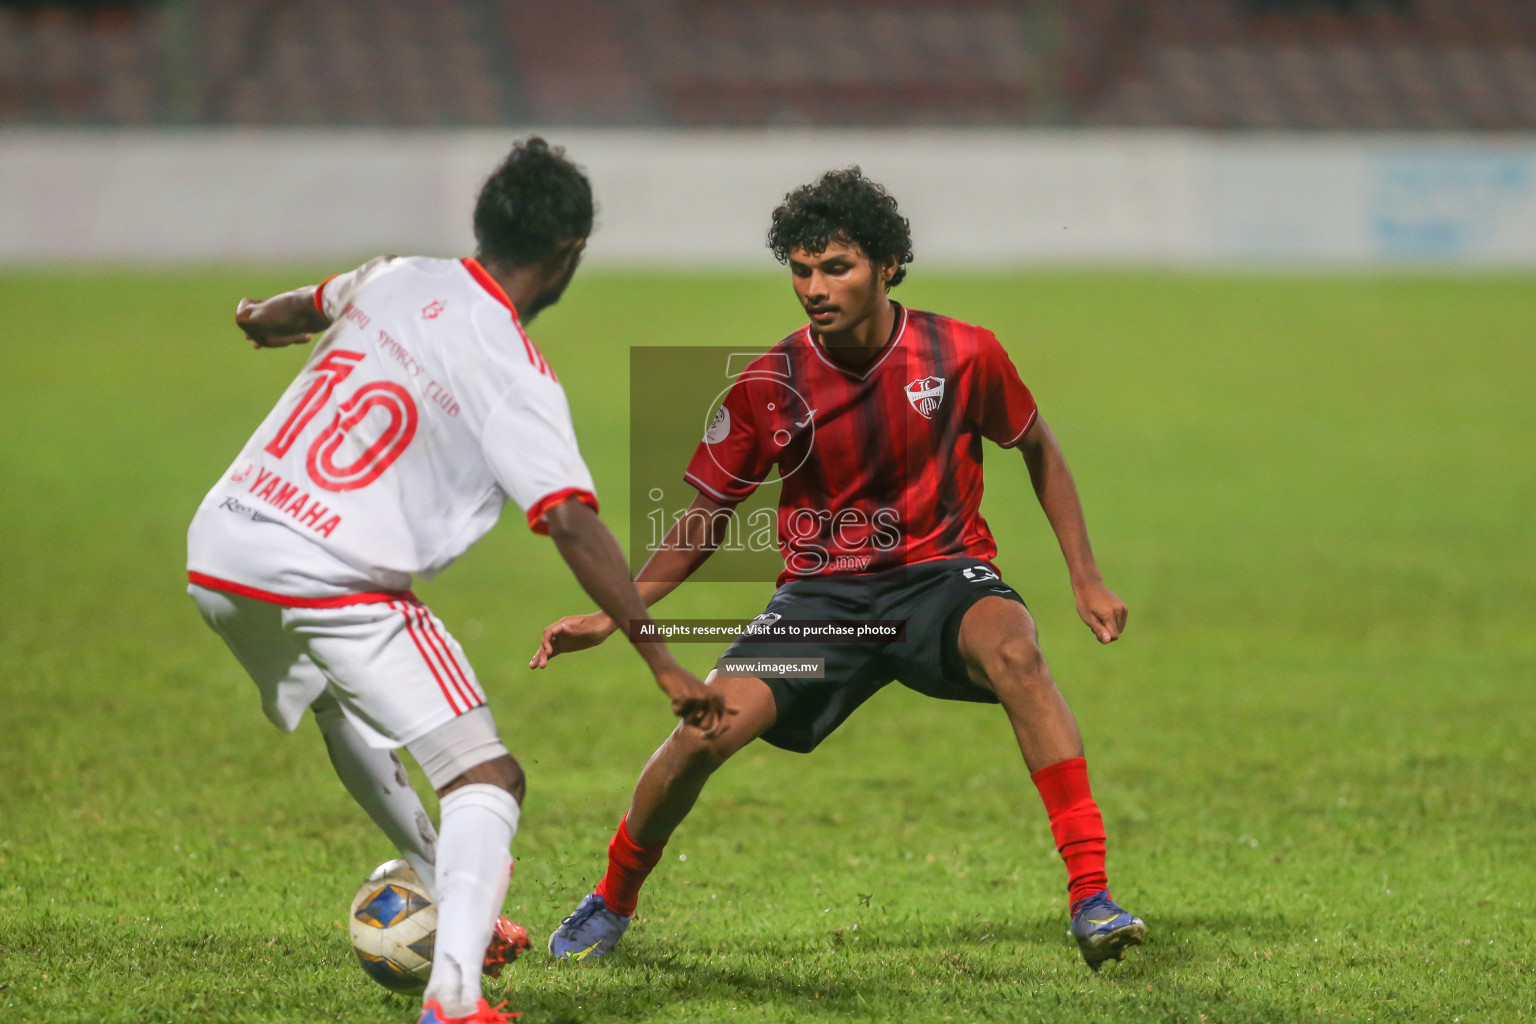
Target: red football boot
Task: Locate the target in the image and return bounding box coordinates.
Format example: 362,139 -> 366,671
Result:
482,916 -> 531,978
418,998 -> 520,1023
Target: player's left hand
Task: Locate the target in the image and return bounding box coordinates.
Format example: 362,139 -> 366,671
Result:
236,298 -> 312,350
653,664 -> 730,739
1073,579 -> 1127,644
529,612 -> 616,668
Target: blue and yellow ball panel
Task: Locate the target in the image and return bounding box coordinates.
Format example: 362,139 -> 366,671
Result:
353,950 -> 426,993
353,883 -> 432,929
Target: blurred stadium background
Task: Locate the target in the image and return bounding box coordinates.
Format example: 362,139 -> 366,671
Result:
2,0 -> 1535,266
3,0 -> 1535,130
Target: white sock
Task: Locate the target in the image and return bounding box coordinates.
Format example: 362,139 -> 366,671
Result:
314,702 -> 440,899
422,783 -> 519,1017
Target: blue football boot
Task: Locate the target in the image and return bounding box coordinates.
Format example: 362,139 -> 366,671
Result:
548,892 -> 631,961
1070,890 -> 1146,971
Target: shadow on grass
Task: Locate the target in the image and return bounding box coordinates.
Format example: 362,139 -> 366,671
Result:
495,908 -> 1308,1022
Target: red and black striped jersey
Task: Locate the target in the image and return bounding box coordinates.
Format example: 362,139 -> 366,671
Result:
685,304 -> 1037,585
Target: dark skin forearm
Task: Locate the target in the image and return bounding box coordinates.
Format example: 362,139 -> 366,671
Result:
566,492 -> 735,636
631,492 -> 736,608
236,285 -> 332,349
529,491 -> 735,667
1018,416 -> 1128,643
1020,416 -> 1102,586
543,498 -> 726,732
544,499 -> 678,671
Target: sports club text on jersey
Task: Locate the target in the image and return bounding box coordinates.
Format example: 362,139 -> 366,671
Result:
684,305 -> 1038,585
187,256 -> 597,602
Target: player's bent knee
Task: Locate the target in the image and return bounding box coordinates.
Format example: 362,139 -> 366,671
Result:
985,635 -> 1050,689
668,721 -> 737,774
441,753 -> 525,803
405,706 -> 516,797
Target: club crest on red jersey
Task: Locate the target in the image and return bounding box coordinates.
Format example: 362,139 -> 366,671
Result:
704,404 -> 731,444
904,375 -> 946,419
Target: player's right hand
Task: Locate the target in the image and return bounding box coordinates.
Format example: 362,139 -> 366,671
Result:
236,298 -> 312,350
528,612 -> 616,669
654,665 -> 729,738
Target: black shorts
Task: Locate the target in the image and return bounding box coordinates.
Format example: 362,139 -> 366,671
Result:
720,557 -> 1026,753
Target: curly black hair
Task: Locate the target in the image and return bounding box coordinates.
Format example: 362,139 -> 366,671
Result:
473,137 -> 594,267
767,168 -> 914,288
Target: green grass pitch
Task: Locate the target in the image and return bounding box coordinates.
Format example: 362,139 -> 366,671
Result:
1,268 -> 1533,1023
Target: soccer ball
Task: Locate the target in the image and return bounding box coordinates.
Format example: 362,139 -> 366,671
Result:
349,859 -> 435,993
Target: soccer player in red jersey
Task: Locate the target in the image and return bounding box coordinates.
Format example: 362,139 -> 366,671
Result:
535,169 -> 1145,970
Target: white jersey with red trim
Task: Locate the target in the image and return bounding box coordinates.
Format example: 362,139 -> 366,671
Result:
188,255 -> 597,601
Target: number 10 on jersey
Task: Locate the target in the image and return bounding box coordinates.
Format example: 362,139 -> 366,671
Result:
264,350 -> 419,493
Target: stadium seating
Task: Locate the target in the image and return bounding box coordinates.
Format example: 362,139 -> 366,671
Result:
0,0 -> 1531,130
631,1 -> 1040,127
1077,0 -> 1536,130
0,0 -> 514,125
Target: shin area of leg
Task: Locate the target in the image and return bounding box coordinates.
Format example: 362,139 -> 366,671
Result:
313,694 -> 439,897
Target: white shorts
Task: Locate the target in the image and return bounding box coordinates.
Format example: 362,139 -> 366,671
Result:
189,583 -> 488,750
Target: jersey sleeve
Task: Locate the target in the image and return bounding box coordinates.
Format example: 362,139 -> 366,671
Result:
682,376 -> 770,503
974,331 -> 1039,448
482,375 -> 599,534
314,255 -> 395,321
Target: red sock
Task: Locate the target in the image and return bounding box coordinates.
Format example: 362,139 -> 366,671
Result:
1030,756 -> 1110,913
593,814 -> 667,917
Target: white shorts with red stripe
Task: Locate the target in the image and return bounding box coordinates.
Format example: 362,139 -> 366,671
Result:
189,581 -> 486,749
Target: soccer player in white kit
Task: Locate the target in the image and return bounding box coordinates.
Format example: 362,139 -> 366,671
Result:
186,138 -> 726,1024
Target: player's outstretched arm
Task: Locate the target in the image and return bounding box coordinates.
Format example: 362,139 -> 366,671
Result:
530,491 -> 736,667
1018,416 -> 1128,644
540,496 -> 728,735
234,287 -> 332,350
